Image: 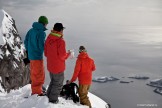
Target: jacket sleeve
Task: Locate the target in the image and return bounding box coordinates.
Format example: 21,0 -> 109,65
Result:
92,59 -> 96,71
24,31 -> 29,51
38,31 -> 46,54
70,59 -> 81,82
58,39 -> 70,60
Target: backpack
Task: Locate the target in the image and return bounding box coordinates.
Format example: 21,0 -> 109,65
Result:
60,82 -> 79,103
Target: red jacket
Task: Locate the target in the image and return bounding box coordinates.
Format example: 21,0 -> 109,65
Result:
44,32 -> 69,73
70,52 -> 96,85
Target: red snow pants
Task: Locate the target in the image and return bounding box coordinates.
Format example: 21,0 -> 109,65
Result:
30,60 -> 45,95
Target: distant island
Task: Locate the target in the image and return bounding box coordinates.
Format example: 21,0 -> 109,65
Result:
128,75 -> 149,80
147,79 -> 162,95
92,76 -> 119,83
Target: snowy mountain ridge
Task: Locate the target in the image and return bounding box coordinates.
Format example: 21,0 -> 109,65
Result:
0,9 -> 30,92
0,9 -> 25,62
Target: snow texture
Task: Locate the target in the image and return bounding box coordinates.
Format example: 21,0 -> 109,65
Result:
0,10 -> 4,45
0,77 -> 5,92
147,79 -> 162,88
0,9 -> 25,64
0,84 -> 108,108
154,88 -> 162,95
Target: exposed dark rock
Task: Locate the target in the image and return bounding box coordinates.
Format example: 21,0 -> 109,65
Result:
128,76 -> 149,80
0,10 -> 30,92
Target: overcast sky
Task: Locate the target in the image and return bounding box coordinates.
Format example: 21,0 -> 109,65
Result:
1,0 -> 162,39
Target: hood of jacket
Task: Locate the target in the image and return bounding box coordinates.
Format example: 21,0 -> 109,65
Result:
47,30 -> 63,41
78,52 -> 89,59
32,22 -> 47,31
48,32 -> 63,41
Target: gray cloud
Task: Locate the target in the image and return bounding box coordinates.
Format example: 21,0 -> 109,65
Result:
0,0 -> 47,9
0,0 -> 2,9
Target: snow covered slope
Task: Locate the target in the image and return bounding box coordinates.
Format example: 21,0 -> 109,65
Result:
0,10 -> 30,92
0,84 -> 109,108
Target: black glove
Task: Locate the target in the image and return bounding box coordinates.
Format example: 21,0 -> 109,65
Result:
23,51 -> 30,65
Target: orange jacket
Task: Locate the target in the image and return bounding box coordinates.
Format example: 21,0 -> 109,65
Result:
70,52 -> 96,85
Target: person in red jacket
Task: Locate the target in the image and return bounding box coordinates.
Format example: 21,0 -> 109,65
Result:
69,46 -> 96,108
44,23 -> 70,103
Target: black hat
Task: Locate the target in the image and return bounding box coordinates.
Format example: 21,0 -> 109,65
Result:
79,46 -> 87,53
53,23 -> 65,32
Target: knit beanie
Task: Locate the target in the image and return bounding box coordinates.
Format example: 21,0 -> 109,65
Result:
38,16 -> 48,24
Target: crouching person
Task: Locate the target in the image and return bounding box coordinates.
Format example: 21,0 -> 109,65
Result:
69,46 -> 96,108
44,23 -> 70,103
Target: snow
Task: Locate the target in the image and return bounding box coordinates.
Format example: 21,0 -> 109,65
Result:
0,77 -> 5,92
6,49 -> 10,56
0,9 -> 25,62
147,78 -> 162,88
0,49 -> 3,59
150,79 -> 162,83
1,9 -> 15,47
0,84 -> 108,108
154,88 -> 162,95
13,61 -> 18,68
0,10 -> 4,45
92,76 -> 119,83
147,78 -> 162,95
16,37 -> 20,42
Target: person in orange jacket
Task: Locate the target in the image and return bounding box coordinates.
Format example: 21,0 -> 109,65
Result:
69,46 -> 96,108
44,23 -> 70,103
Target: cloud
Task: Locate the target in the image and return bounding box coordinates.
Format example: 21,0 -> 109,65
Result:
0,0 -> 3,9
0,0 -> 47,9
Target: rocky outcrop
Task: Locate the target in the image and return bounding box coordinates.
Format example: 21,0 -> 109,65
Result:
0,10 -> 30,92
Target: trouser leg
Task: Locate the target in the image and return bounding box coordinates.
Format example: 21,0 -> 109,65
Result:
30,60 -> 45,95
79,84 -> 91,108
47,72 -> 64,102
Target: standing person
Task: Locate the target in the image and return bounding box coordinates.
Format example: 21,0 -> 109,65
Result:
24,16 -> 48,96
44,23 -> 70,103
69,46 -> 96,108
